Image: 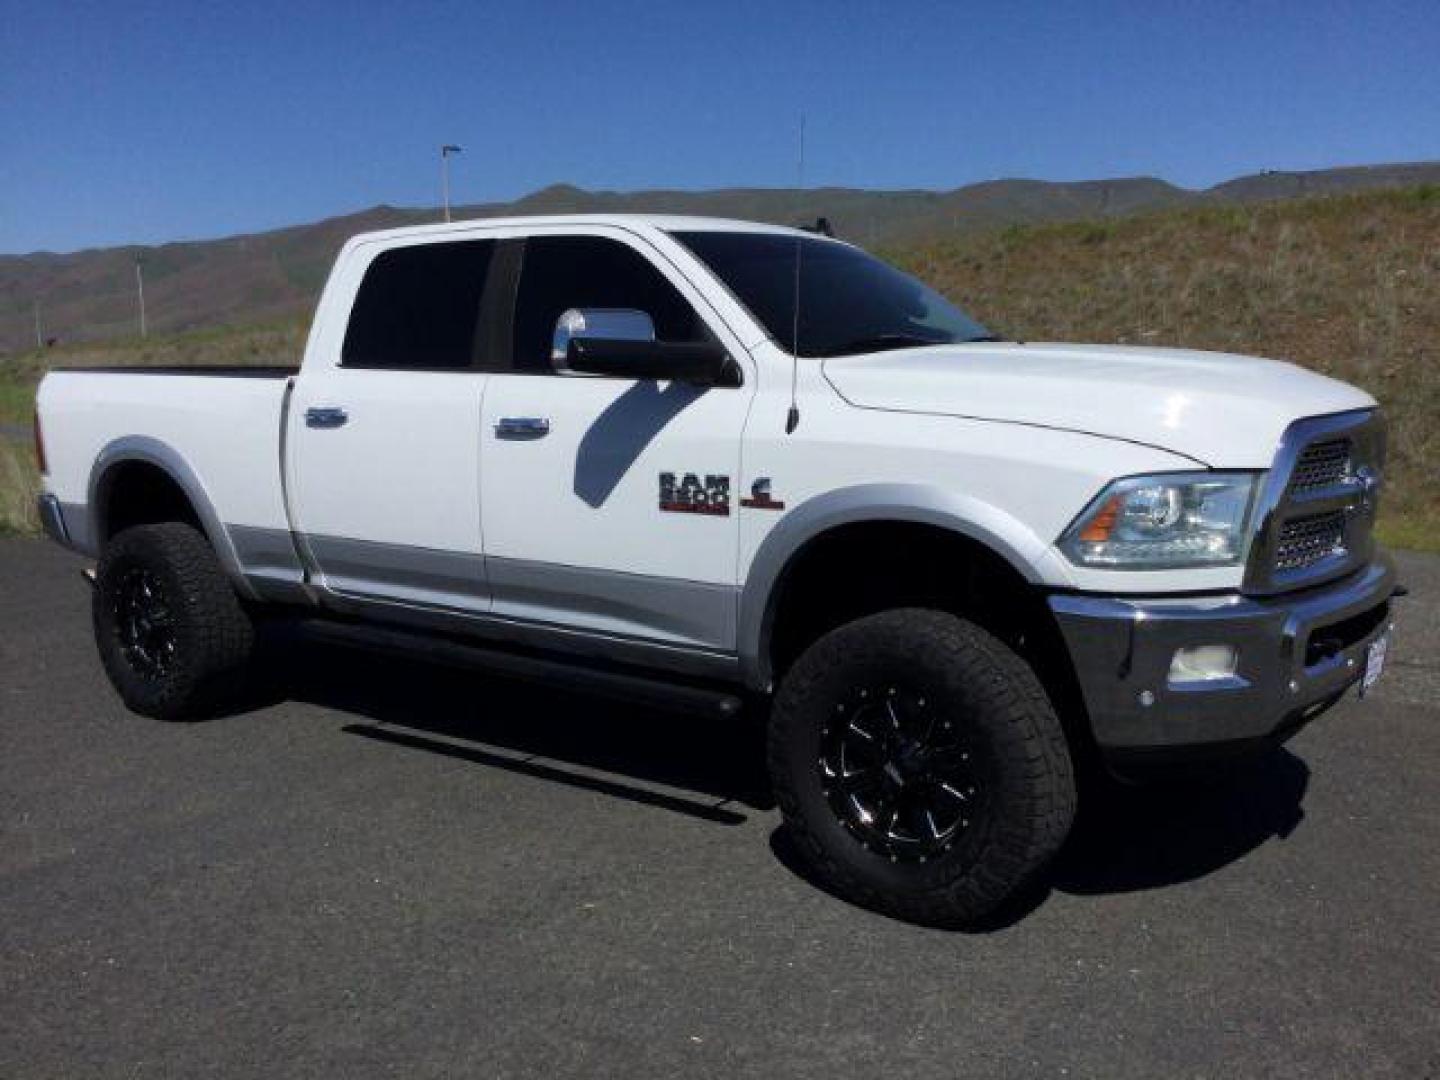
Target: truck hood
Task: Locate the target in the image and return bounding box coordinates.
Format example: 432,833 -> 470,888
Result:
821,342 -> 1375,466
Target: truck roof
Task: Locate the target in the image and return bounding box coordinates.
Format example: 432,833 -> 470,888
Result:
342,213 -> 813,249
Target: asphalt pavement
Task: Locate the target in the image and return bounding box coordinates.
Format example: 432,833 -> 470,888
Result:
2,539 -> 1437,1078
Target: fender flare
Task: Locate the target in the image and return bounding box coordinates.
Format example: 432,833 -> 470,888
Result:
86,436 -> 257,600
736,482 -> 1063,690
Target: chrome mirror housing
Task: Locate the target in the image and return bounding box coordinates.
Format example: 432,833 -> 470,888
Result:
551,308 -> 656,372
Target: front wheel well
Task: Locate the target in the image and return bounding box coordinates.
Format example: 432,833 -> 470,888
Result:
763,521 -> 1091,756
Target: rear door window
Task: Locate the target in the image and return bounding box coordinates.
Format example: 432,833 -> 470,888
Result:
342,240 -> 496,370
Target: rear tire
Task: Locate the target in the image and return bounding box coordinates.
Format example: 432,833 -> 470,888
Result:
93,522 -> 254,720
769,608 -> 1076,927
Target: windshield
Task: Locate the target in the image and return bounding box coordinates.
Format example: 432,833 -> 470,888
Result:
671,231 -> 995,357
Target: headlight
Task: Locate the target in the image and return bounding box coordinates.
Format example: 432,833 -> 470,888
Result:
1059,472 -> 1260,569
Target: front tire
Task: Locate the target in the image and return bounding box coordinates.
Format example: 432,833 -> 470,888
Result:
769,608 -> 1076,926
93,522 -> 254,720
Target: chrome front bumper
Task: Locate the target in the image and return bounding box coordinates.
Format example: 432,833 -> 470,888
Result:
1049,553 -> 1397,764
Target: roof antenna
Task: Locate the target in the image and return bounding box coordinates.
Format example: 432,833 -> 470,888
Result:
786,114 -> 805,435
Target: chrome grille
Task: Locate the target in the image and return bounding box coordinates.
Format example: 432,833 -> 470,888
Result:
1244,409 -> 1385,595
1274,510 -> 1347,571
1290,438 -> 1351,493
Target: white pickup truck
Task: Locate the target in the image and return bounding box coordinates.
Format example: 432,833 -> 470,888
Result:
36,214 -> 1397,925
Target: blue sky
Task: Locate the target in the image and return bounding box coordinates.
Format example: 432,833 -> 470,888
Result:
3,0 -> 1438,254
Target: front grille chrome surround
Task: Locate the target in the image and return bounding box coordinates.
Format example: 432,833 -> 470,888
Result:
1243,409 -> 1385,595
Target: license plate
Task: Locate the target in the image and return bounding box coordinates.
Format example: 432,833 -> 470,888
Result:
1360,631 -> 1390,697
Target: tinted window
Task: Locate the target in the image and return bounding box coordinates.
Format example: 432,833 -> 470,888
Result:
510,236 -> 708,373
342,240 -> 495,369
672,231 -> 993,357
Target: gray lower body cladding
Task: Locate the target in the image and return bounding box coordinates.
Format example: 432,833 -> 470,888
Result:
251,529 -> 740,681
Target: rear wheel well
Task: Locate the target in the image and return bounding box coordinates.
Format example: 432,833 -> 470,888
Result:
98,461 -> 204,542
765,521 -> 1092,756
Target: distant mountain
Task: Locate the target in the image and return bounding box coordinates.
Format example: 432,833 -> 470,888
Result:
1202,161 -> 1440,202
3,161 -> 1437,355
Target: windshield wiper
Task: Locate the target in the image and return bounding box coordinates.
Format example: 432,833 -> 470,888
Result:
811,332 -> 954,357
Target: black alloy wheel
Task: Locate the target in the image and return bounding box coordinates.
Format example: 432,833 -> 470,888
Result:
111,566 -> 178,681
820,684 -> 983,863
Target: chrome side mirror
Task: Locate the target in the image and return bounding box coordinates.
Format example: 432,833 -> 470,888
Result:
551,308 -> 656,373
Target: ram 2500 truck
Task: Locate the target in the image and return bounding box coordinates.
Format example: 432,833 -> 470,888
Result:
35,215 -> 1397,925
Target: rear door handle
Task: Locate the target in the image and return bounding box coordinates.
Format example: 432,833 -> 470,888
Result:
495,417 -> 550,439
305,406 -> 348,429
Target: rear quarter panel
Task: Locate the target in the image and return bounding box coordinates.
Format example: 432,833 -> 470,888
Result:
38,371 -> 292,544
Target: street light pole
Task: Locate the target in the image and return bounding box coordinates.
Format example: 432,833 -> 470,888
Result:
440,144 -> 463,222
134,257 -> 147,338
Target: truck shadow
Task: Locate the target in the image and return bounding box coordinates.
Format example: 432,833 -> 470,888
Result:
573,379 -> 702,507
259,634 -> 1311,927
767,751 -> 1311,930
1051,751 -> 1310,898
265,638 -> 773,824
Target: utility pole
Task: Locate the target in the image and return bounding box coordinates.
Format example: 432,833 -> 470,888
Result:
134,256 -> 147,338
440,144 -> 463,222
33,299 -> 42,349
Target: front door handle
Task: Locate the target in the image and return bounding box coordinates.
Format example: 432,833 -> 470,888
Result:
495,417 -> 551,439
305,406 -> 348,429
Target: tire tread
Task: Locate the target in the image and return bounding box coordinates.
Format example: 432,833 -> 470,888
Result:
768,608 -> 1076,926
93,522 -> 254,720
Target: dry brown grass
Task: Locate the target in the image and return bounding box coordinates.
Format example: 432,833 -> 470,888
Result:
0,438 -> 40,536
891,186 -> 1440,550
3,318 -> 306,387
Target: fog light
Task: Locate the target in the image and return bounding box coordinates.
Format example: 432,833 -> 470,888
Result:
1168,644 -> 1238,684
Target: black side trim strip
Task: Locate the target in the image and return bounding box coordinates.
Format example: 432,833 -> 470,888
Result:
299,616 -> 746,720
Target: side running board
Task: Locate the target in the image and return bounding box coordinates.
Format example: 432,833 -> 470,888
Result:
297,617 -> 746,720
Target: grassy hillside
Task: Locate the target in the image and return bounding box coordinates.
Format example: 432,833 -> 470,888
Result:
2,185 -> 1436,549
5,162 -> 1439,357
0,319 -> 306,396
0,442 -> 39,536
